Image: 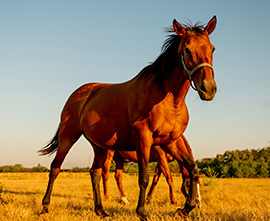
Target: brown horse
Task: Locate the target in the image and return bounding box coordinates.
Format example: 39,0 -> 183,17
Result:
39,16 -> 217,220
102,140 -> 202,207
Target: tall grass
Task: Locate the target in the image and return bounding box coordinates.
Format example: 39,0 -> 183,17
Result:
0,173 -> 269,220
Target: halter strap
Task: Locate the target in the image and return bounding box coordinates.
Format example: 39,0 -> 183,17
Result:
181,55 -> 214,91
183,175 -> 189,196
183,175 -> 201,202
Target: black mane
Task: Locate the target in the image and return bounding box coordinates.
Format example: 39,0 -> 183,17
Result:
137,21 -> 206,86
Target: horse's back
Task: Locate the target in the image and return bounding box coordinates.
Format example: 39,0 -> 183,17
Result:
61,83 -> 109,121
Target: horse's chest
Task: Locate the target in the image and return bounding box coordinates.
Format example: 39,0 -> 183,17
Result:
149,107 -> 177,140
151,121 -> 180,144
148,101 -> 188,143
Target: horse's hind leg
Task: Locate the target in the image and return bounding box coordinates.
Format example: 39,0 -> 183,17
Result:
41,130 -> 81,214
102,150 -> 115,202
90,144 -> 109,217
113,153 -> 130,204
147,146 -> 177,205
146,163 -> 162,204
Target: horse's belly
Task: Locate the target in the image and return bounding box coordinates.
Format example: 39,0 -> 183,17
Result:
81,111 -> 135,150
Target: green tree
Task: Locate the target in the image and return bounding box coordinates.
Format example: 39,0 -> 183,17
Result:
197,147 -> 270,178
31,164 -> 47,172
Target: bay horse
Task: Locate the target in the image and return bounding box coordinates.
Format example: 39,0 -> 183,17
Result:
39,16 -> 217,220
102,140 -> 203,207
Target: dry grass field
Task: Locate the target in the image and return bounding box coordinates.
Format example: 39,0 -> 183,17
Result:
0,173 -> 269,221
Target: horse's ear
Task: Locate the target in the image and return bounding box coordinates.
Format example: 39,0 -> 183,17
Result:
204,16 -> 217,35
173,19 -> 186,36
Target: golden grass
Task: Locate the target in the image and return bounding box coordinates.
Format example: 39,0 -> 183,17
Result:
0,173 -> 269,220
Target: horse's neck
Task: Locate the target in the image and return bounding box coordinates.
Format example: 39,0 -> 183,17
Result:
163,66 -> 190,106
131,61 -> 190,108
153,44 -> 190,106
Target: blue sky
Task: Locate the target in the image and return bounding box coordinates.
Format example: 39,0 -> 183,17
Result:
0,1 -> 269,168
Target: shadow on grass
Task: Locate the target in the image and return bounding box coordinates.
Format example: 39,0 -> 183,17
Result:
2,189 -> 92,201
104,204 -> 180,220
3,190 -> 42,196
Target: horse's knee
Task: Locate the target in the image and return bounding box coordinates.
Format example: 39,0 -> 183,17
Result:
139,173 -> 149,188
114,171 -> 121,181
91,169 -> 102,186
185,162 -> 199,178
49,166 -> 61,177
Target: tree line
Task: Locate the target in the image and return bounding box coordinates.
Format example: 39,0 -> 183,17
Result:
0,164 -> 48,172
1,147 -> 269,178
196,147 -> 270,178
66,146 -> 270,178
0,162 -> 160,173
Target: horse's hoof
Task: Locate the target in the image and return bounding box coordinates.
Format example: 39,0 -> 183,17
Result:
101,211 -> 110,218
138,215 -> 148,221
146,196 -> 151,204
171,198 -> 178,205
96,208 -> 110,218
40,206 -> 49,214
174,208 -> 187,218
136,208 -> 148,221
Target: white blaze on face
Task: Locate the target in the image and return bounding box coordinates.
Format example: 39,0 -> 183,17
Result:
196,183 -> 202,208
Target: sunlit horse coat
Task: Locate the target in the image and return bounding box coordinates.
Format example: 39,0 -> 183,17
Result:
40,16 -> 217,220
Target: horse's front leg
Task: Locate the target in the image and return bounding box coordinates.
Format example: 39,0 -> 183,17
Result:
90,144 -> 109,218
180,162 -> 199,216
180,135 -> 201,210
178,136 -> 202,208
163,137 -> 199,217
137,150 -> 151,221
134,122 -> 153,221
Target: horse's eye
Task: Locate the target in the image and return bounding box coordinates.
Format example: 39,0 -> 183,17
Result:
185,48 -> 191,55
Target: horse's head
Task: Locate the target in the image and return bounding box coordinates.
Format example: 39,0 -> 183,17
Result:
181,174 -> 204,208
173,16 -> 217,101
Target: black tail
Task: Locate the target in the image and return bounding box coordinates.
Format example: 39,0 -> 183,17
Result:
38,125 -> 60,156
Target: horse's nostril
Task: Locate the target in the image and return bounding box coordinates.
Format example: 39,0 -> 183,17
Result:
201,82 -> 207,93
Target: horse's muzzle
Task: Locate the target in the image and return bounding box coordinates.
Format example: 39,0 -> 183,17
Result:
198,79 -> 217,101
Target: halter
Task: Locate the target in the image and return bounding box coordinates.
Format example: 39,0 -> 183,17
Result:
181,55 -> 214,91
183,175 -> 202,208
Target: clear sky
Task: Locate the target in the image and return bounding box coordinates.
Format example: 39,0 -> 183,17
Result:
1,1 -> 269,168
